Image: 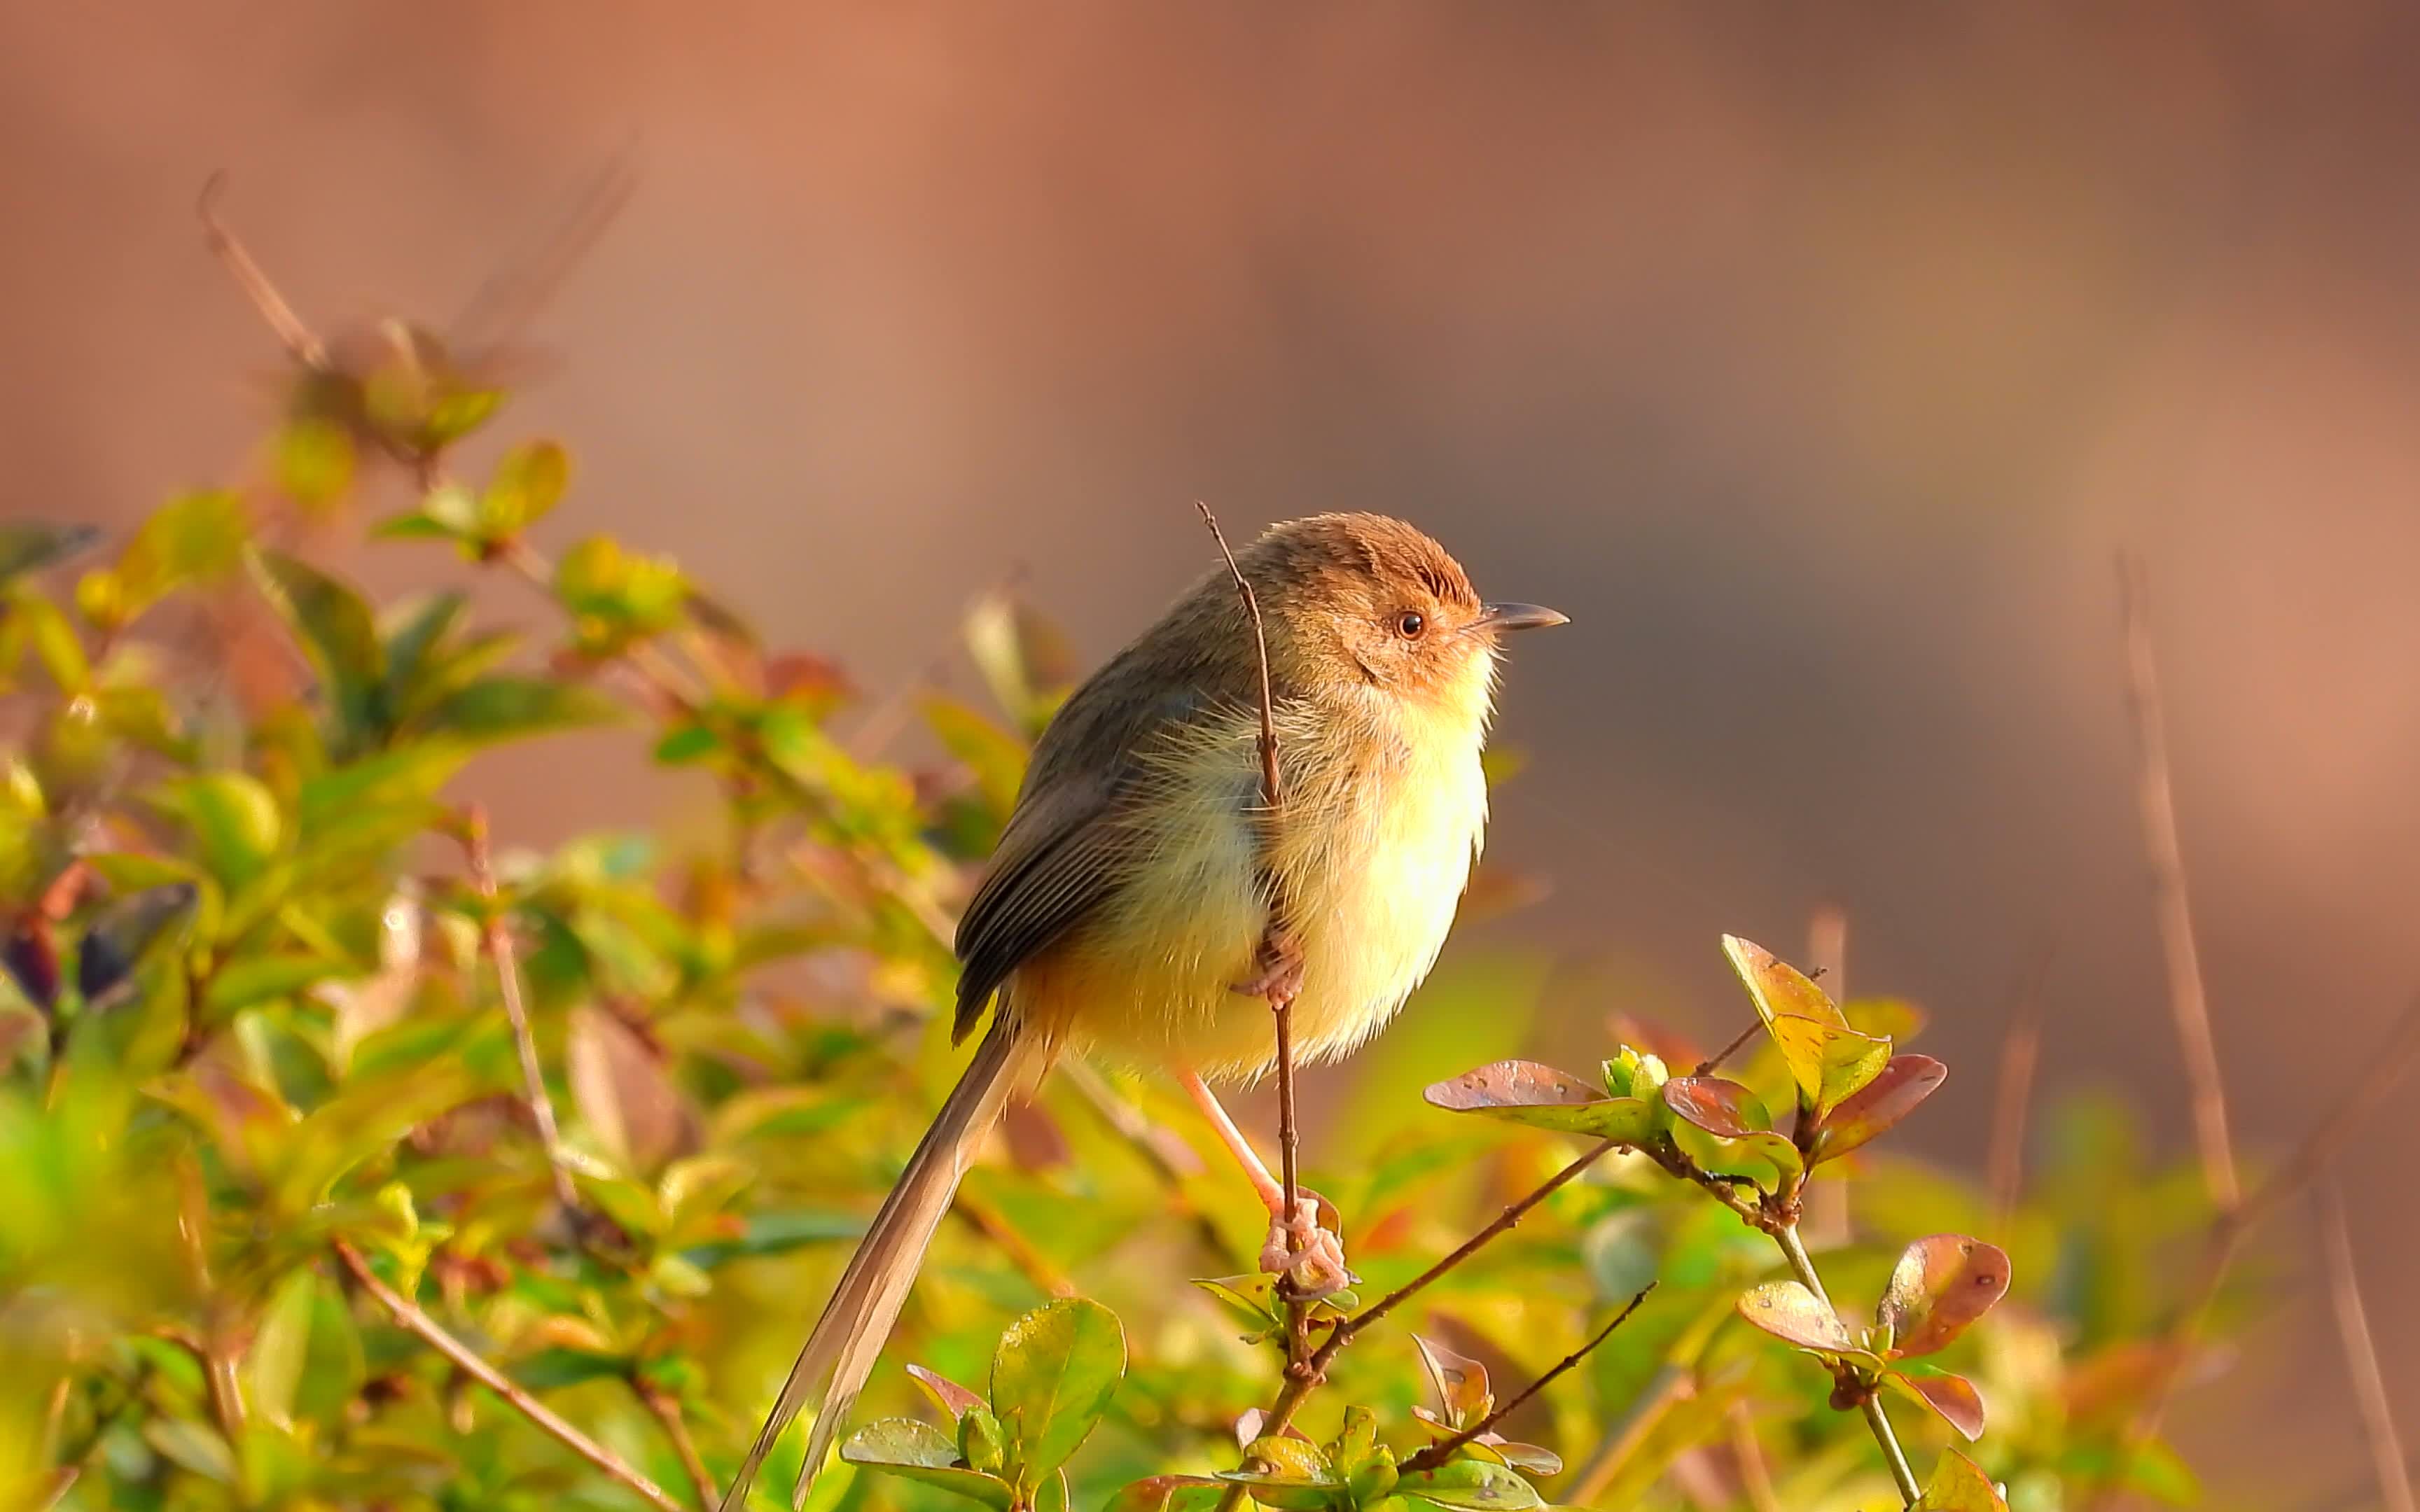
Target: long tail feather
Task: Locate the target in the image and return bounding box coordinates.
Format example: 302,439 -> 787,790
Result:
718,1022 -> 1030,1511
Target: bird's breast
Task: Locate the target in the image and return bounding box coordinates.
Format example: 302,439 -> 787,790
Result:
1017,694 -> 1488,1079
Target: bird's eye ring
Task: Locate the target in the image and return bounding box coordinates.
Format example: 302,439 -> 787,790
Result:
1396,610 -> 1426,638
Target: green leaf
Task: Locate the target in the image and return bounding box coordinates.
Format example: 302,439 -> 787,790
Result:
1393,1457 -> 1543,1511
512,1348 -> 632,1390
1766,1012 -> 1892,1120
1810,1054 -> 1946,1165
485,440 -> 571,535
245,1266 -> 318,1429
381,592 -> 469,702
204,952 -> 345,1014
922,694 -> 1029,816
117,489 -> 248,617
1877,1236 -> 2011,1357
1423,1059 -> 1658,1143
842,1418 -> 1015,1511
151,772 -> 283,890
989,1296 -> 1126,1490
1735,1280 -> 1854,1354
964,589 -> 1078,736
14,592 -> 88,690
653,722 -> 723,764
251,550 -> 385,738
1885,1364 -> 1987,1442
0,522 -> 100,585
421,676 -> 621,743
274,416 -> 356,509
1914,1448 -> 2008,1511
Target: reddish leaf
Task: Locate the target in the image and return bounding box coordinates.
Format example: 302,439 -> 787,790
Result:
1426,1060 -> 1603,1112
1879,1236 -> 2012,1357
1737,1281 -> 1854,1354
1811,1055 -> 1947,1165
906,1363 -> 984,1422
1887,1366 -> 1988,1442
1659,1076 -> 1771,1138
1412,1336 -> 1492,1428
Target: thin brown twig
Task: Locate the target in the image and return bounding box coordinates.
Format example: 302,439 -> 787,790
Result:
1694,1021 -> 1762,1078
2318,1176 -> 2416,1512
333,1240 -> 685,1512
460,805 -> 580,1212
2117,554 -> 2240,1212
1400,1284 -> 1656,1474
1212,1140 -> 1620,1512
2096,995 -> 2420,1508
1727,1400 -> 1783,1512
1195,505 -> 1309,1361
1987,935 -> 2056,1226
637,1380 -> 718,1512
196,174 -> 328,368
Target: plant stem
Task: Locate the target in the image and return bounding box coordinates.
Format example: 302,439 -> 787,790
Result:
1399,1284 -> 1655,1474
333,1240 -> 685,1512
461,805 -> 581,1213
2319,1177 -> 2416,1512
2117,554 -> 2240,1213
1772,1224 -> 1919,1508
637,1380 -> 719,1512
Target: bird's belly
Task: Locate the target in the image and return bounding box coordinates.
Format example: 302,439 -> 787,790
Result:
1015,734 -> 1485,1080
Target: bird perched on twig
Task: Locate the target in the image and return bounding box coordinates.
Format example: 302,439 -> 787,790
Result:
723,512 -> 1566,1509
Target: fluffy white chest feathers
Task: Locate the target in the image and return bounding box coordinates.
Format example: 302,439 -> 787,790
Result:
1031,675 -> 1494,1080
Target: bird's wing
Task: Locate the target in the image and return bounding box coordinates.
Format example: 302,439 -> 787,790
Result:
952,683 -> 1214,1041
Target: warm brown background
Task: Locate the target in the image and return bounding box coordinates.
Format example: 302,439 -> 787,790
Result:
8,3 -> 2416,1500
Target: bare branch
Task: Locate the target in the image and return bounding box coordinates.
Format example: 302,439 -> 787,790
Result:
1398,1284 -> 1655,1475
637,1380 -> 718,1512
2117,554 -> 2240,1212
1694,1021 -> 1761,1078
333,1240 -> 685,1512
2319,1177 -> 2416,1512
459,805 -> 580,1213
195,174 -> 328,369
1727,1400 -> 1783,1512
1987,935 -> 2056,1225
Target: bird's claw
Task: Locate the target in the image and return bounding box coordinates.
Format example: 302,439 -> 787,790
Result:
1235,932 -> 1307,1004
1258,1191 -> 1354,1300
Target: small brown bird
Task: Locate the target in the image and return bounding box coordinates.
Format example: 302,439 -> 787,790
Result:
723,514 -> 1565,1508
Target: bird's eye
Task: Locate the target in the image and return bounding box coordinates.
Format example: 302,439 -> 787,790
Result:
1396,610 -> 1426,638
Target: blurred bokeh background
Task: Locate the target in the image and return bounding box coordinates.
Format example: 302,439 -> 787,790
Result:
7,1 -> 2416,1497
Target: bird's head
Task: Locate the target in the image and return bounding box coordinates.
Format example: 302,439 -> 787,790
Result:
1240,513 -> 1566,719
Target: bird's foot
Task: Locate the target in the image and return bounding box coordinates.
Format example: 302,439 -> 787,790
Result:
1235,931 -> 1306,1004
1258,1188 -> 1355,1300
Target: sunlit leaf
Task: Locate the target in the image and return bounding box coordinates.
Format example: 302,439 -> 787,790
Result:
1878,1236 -> 2011,1357
922,694 -> 1029,816
1424,1059 -> 1658,1142
1393,1457 -> 1543,1511
1811,1054 -> 1947,1165
1767,1012 -> 1891,1119
964,588 -> 1077,736
485,439 -> 570,535
842,1418 -> 1015,1511
245,1266 -> 317,1430
1914,1448 -> 2007,1511
989,1296 -> 1125,1490
251,550 -> 385,740
1412,1335 -> 1493,1429
1721,934 -> 1846,1031
1886,1364 -> 1988,1442
1736,1280 -> 1854,1354
149,772 -> 282,890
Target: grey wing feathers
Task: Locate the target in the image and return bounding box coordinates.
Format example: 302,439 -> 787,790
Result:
950,682 -> 1206,1041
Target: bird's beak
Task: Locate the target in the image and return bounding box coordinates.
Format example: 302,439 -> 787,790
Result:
1473,602 -> 1569,634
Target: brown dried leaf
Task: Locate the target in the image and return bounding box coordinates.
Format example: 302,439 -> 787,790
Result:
1812,1054 -> 1947,1164
1887,1368 -> 1988,1443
